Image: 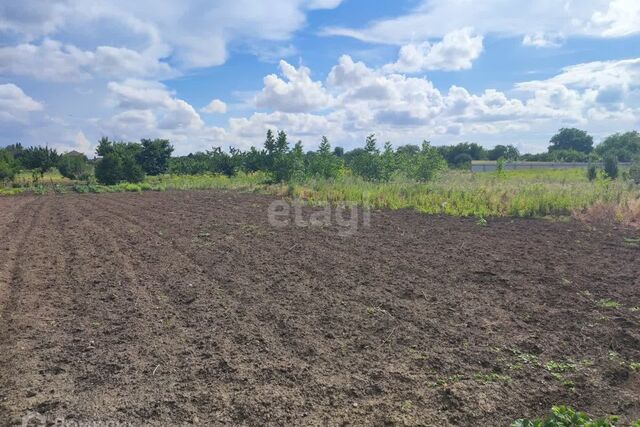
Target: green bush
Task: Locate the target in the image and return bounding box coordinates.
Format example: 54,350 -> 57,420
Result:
603,155 -> 619,179
512,406 -> 639,427
0,150 -> 19,181
629,159 -> 640,184
58,152 -> 92,180
587,164 -> 598,182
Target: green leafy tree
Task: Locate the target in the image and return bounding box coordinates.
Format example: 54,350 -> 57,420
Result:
289,141 -> 306,182
452,153 -> 473,169
95,138 -> 144,184
263,130 -> 294,182
549,128 -> 594,153
595,131 -> 640,162
95,153 -> 124,185
437,142 -> 488,166
20,146 -> 59,176
264,130 -> 276,157
243,146 -> 268,172
410,141 -> 447,182
488,144 -> 520,161
0,149 -> 19,181
308,136 -> 342,179
380,141 -> 397,181
349,134 -> 383,181
58,152 -> 92,180
137,139 -> 174,175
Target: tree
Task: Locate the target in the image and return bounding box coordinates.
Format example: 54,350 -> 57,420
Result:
58,152 -> 92,180
275,130 -> 289,155
437,142 -> 488,166
0,149 -> 19,181
380,141 -> 397,180
396,144 -> 420,156
452,153 -> 473,169
95,138 -> 144,184
243,146 -> 268,172
488,144 -> 519,161
308,136 -> 342,179
289,141 -> 306,182
333,146 -> 344,157
137,139 -> 174,175
595,131 -> 640,162
364,133 -> 379,154
95,153 -> 123,185
264,130 -> 276,156
410,141 -> 447,182
549,128 -> 594,153
349,134 -> 383,181
262,130 -> 295,182
20,146 -> 59,176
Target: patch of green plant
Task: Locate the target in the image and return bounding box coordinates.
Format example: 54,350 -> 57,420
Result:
510,349 -> 540,366
597,299 -> 621,309
629,362 -> 640,372
545,361 -> 577,373
623,238 -> 640,248
512,405 -> 638,427
32,184 -> 47,195
400,400 -> 413,412
549,372 -> 575,390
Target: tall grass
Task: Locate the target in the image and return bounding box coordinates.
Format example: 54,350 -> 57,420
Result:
4,168 -> 638,221
144,171 -> 270,192
287,169 -> 639,218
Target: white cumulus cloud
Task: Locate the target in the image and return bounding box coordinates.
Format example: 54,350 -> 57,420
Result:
255,60 -> 333,112
383,28 -> 484,73
201,99 -> 228,114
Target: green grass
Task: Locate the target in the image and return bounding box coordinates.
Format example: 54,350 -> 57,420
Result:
143,171 -> 270,192
3,168 -> 639,221
287,169 -> 639,218
2,171 -> 270,196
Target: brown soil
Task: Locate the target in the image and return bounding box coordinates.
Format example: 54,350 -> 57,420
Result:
1,190 -> 639,426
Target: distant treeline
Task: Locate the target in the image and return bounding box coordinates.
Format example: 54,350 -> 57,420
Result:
1,128 -> 639,185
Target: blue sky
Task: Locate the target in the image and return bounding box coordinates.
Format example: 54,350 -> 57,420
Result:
1,0 -> 639,155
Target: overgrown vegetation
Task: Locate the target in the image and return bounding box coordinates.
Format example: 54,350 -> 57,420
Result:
1,128 -> 639,223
